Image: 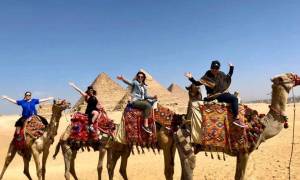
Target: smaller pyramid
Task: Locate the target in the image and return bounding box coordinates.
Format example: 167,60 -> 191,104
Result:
168,83 -> 189,102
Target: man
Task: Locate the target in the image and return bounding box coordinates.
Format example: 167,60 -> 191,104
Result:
185,60 -> 247,128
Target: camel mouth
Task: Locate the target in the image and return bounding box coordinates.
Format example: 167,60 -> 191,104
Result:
295,75 -> 300,86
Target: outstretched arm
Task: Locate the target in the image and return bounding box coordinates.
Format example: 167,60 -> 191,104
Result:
117,75 -> 133,86
1,95 -> 17,105
40,97 -> 54,103
184,72 -> 202,86
69,82 -> 87,97
228,63 -> 234,77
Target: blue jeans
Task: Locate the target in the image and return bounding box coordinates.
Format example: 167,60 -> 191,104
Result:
216,93 -> 239,119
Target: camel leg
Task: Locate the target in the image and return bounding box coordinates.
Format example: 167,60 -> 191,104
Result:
173,131 -> 194,180
41,148 -> 50,180
97,147 -> 106,180
69,151 -> 78,180
107,149 -> 121,180
23,154 -> 32,180
162,141 -> 176,180
31,145 -> 42,180
119,147 -> 130,180
235,153 -> 249,180
0,143 -> 17,180
62,144 -> 73,180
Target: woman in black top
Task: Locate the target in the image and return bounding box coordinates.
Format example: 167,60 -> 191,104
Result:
69,82 -> 102,132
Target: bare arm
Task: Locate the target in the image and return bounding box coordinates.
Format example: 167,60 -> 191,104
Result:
69,82 -> 87,96
40,97 -> 54,103
1,95 -> 17,105
117,75 -> 133,86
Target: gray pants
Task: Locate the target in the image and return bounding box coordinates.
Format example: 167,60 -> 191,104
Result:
131,100 -> 152,119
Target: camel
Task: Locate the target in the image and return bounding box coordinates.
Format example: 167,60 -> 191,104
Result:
0,99 -> 71,180
53,106 -> 184,180
176,72 -> 300,180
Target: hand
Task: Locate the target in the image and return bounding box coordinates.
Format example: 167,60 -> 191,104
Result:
153,95 -> 158,99
229,63 -> 234,67
1,95 -> 7,99
48,97 -> 54,100
68,82 -> 75,87
117,75 -> 124,81
184,72 -> 193,79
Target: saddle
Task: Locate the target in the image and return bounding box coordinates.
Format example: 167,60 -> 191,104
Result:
192,101 -> 265,153
13,115 -> 46,151
123,103 -> 157,147
68,110 -> 116,150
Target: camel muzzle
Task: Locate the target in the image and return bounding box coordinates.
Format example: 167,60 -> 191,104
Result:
295,75 -> 300,86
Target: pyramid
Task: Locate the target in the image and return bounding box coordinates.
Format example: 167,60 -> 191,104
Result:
168,83 -> 189,104
114,69 -> 181,111
73,73 -> 128,112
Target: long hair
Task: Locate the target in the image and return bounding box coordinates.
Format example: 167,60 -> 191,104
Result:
134,71 -> 147,85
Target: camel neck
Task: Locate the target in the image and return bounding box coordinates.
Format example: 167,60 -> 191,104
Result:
260,84 -> 288,142
43,110 -> 62,144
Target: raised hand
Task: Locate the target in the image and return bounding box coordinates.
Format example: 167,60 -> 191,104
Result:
184,72 -> 193,79
117,75 -> 124,81
229,63 -> 234,67
68,82 -> 75,87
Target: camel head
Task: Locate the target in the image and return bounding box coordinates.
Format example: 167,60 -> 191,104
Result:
271,73 -> 300,92
52,99 -> 71,112
186,84 -> 202,101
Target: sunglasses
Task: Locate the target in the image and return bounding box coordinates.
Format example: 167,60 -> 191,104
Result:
25,94 -> 31,97
137,75 -> 144,78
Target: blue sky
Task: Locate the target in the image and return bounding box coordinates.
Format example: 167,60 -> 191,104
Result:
1,0 -> 300,114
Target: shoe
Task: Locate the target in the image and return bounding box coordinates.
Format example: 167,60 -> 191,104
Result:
233,119 -> 248,128
88,125 -> 95,133
142,125 -> 152,134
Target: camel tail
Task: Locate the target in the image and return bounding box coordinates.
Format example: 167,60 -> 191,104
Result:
53,141 -> 61,159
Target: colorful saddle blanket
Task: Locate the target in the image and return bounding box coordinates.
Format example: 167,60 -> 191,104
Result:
199,103 -> 264,153
69,111 -> 116,143
154,104 -> 183,132
13,115 -> 46,151
123,104 -> 157,146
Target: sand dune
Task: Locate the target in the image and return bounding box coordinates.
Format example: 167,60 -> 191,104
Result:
0,103 -> 299,180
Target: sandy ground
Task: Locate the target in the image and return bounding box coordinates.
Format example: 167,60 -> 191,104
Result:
0,103 -> 299,180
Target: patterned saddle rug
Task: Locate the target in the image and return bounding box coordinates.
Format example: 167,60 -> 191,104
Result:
123,104 -> 157,147
154,104 -> 183,132
199,103 -> 265,153
68,111 -> 116,147
13,115 -> 46,151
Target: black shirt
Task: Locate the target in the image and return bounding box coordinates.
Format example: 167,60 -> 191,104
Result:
85,96 -> 98,115
189,66 -> 234,96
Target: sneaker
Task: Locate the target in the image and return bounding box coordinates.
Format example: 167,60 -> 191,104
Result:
142,125 -> 152,134
233,119 -> 248,128
88,125 -> 95,133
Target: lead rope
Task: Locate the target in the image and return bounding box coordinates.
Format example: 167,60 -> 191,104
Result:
288,88 -> 296,180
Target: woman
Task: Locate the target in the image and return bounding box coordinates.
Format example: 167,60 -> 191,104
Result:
1,92 -> 53,135
69,82 -> 102,132
117,71 -> 157,134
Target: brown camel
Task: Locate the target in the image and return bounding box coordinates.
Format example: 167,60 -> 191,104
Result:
53,106 -> 184,180
0,99 -> 70,180
176,72 -> 300,180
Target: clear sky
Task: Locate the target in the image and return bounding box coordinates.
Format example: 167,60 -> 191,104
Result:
1,0 -> 300,114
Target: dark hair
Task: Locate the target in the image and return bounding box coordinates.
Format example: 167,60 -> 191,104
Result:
24,91 -> 32,96
211,60 -> 221,69
135,71 -> 147,85
86,86 -> 97,96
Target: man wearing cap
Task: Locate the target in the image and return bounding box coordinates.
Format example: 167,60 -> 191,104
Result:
185,60 -> 247,128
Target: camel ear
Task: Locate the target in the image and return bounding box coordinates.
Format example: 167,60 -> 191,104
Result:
185,86 -> 189,90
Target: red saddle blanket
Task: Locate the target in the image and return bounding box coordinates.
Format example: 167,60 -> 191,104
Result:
123,105 -> 157,146
69,111 -> 115,142
13,116 -> 46,151
200,103 -> 264,153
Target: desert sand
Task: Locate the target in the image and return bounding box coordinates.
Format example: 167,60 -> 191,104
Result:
0,103 -> 299,180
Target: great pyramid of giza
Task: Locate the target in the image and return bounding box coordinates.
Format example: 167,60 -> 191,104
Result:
114,69 -> 182,111
73,73 -> 127,112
